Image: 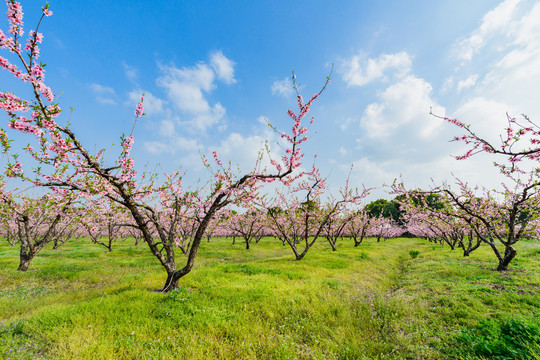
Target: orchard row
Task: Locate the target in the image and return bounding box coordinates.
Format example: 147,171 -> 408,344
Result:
2,184 -> 537,275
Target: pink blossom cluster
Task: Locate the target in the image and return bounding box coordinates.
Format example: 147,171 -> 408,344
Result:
212,150 -> 222,167
41,5 -> 52,17
5,159 -> 22,177
25,30 -> 42,59
0,56 -> 28,80
0,91 -> 28,112
122,135 -> 134,154
5,0 -> 23,36
134,95 -> 144,117
442,111 -> 540,177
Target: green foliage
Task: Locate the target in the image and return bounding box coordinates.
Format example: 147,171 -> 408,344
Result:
266,206 -> 284,217
365,198 -> 401,221
409,250 -> 420,259
452,317 -> 540,359
394,193 -> 445,211
358,251 -> 369,260
299,199 -> 319,213
168,286 -> 190,303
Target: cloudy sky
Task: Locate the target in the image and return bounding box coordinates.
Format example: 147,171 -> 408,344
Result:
2,0 -> 540,200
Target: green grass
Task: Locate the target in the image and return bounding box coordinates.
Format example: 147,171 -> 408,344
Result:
0,237 -> 539,359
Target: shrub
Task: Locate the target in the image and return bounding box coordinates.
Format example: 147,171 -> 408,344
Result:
453,317 -> 540,360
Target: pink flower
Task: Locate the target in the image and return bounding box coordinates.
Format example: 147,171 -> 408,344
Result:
6,1 -> 24,36
134,95 -> 144,117
42,6 -> 52,17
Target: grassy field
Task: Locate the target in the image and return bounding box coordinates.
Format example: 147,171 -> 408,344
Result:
0,236 -> 539,359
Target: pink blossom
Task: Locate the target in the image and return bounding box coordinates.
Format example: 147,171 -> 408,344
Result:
134,95 -> 144,117
42,6 -> 52,17
6,0 -> 24,36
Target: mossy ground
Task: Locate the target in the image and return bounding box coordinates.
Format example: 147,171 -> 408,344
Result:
0,237 -> 538,359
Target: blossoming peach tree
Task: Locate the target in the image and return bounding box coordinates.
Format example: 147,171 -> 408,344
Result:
0,1 -> 331,291
264,167 -> 370,260
392,110 -> 540,271
435,110 -> 540,270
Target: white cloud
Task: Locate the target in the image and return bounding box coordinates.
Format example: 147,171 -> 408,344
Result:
210,51 -> 236,85
360,75 -> 445,139
340,117 -> 353,131
456,74 -> 479,92
441,76 -> 454,93
455,0 -> 521,61
143,116 -> 199,155
271,77 -> 294,97
138,52 -> 240,164
343,70 -> 464,198
452,2 -> 540,118
453,97 -> 516,144
483,3 -> 540,95
347,157 -> 394,186
157,62 -> 215,114
213,133 -> 268,168
142,111 -> 281,178
158,119 -> 176,138
156,61 -> 226,132
336,1 -> 538,197
205,117 -> 283,173
341,52 -> 412,87
128,90 -> 166,115
144,141 -> 171,155
257,116 -> 268,126
123,62 -> 139,84
370,1 -> 540,199
338,149 -> 506,202
144,136 -> 199,155
90,83 -> 117,105
190,103 -> 226,132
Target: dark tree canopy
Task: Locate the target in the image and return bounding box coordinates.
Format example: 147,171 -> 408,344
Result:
365,199 -> 401,222
394,193 -> 445,211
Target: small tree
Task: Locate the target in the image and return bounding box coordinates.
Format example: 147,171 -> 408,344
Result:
266,168 -> 369,259
227,208 -> 265,250
343,209 -> 371,247
0,187 -> 79,271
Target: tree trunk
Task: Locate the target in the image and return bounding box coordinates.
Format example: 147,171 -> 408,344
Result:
462,235 -> 481,257
497,246 -> 517,271
326,237 -> 337,251
161,271 -> 179,292
286,240 -> 301,260
18,251 -> 33,271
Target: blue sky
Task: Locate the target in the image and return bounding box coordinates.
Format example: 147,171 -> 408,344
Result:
2,0 -> 540,200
